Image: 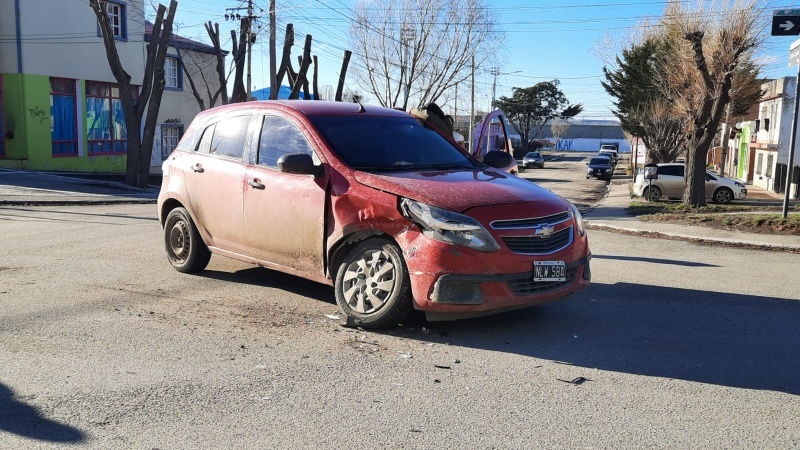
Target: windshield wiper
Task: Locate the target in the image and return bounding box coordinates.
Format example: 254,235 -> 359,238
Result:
405,164 -> 477,171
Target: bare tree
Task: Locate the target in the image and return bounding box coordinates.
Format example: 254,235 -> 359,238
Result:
177,47 -> 227,111
550,121 -> 570,150
655,0 -> 764,206
349,0 -> 502,110
633,100 -> 689,163
89,0 -> 177,187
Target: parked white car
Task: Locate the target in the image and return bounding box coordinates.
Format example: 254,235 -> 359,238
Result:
633,163 -> 747,204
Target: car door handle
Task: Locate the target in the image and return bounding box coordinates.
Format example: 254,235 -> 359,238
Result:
190,163 -> 204,173
248,179 -> 265,190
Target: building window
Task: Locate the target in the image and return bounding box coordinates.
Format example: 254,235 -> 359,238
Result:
164,56 -> 182,90
766,154 -> 774,177
103,1 -> 126,39
50,78 -> 78,157
86,80 -> 135,155
161,125 -> 182,159
756,154 -> 763,174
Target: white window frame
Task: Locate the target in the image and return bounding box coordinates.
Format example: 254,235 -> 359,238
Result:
161,125 -> 182,159
104,1 -> 122,37
165,57 -> 179,89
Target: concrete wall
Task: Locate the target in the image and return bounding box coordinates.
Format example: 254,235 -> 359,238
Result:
553,138 -> 631,153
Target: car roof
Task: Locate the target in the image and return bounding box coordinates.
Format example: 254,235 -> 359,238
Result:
195,100 -> 409,121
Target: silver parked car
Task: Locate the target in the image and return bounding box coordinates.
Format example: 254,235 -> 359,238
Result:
633,163 -> 747,203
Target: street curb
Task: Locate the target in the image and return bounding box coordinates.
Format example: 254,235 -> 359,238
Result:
0,199 -> 157,206
585,223 -> 800,253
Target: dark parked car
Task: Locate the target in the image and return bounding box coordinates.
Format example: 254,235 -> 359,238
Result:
522,151 -> 545,169
157,101 -> 591,328
586,156 -> 613,180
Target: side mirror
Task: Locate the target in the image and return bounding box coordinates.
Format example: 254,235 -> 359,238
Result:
483,150 -> 514,169
277,153 -> 322,177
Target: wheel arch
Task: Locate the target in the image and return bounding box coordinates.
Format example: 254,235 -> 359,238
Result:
327,229 -> 399,279
160,197 -> 185,226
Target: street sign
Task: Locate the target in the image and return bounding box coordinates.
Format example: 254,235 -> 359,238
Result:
773,10 -> 800,36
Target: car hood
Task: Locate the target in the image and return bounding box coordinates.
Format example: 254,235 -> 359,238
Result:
354,169 -> 567,212
588,164 -> 612,169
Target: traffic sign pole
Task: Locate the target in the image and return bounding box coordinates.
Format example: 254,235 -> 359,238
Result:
783,63 -> 799,218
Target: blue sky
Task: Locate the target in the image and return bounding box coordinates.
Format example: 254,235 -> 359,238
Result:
165,0 -> 798,119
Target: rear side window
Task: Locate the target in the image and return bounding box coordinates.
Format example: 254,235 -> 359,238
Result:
659,165 -> 684,177
258,116 -> 318,168
210,116 -> 250,160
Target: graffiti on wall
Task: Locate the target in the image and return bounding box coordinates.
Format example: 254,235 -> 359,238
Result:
557,139 -> 573,151
28,106 -> 48,124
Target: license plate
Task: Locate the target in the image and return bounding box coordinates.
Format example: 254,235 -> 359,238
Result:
533,261 -> 566,282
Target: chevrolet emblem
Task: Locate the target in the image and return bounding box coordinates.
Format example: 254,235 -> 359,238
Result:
535,224 -> 555,238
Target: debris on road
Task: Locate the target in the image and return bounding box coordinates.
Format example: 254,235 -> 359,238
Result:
557,377 -> 590,385
325,314 -> 341,320
434,365 -> 452,370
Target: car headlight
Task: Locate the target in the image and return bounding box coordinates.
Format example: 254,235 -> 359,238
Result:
400,198 -> 500,252
570,203 -> 585,237
734,181 -> 745,188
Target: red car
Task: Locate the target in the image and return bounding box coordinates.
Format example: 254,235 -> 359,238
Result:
158,101 -> 591,328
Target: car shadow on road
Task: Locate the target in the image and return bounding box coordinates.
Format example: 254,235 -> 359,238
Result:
199,267 -> 336,305
592,255 -> 720,267
397,282 -> 800,395
0,383 -> 86,443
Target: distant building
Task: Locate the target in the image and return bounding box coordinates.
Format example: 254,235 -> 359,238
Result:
525,118 -> 630,153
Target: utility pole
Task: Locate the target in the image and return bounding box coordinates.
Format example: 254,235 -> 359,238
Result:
400,27 -> 415,110
469,55 -> 475,154
490,67 -> 521,108
246,0 -> 253,100
490,67 -> 498,108
269,0 -> 276,96
225,2 -> 259,100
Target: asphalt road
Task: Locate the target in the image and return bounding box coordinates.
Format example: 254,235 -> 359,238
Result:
1,202 -> 798,449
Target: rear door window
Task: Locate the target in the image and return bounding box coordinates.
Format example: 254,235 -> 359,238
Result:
210,116 -> 250,160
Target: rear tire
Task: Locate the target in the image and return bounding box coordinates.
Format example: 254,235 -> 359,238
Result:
643,186 -> 662,201
164,207 -> 211,273
334,238 -> 412,329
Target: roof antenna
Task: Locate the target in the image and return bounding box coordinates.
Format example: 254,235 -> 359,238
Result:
334,65 -> 366,113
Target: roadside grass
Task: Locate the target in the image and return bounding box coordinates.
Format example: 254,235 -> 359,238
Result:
626,201 -> 800,235
626,201 -> 793,215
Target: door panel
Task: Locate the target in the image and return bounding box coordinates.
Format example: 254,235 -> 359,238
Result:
183,117 -> 251,255
244,115 -> 327,275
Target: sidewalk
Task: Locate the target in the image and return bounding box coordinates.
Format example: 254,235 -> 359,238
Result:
1,168 -> 798,251
0,168 -> 158,205
584,179 -> 800,252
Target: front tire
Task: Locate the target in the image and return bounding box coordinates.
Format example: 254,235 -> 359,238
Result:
713,187 -> 733,204
334,238 -> 412,329
164,207 -> 211,273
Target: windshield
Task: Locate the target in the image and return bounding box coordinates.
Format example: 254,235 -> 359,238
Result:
526,152 -> 541,158
309,115 -> 479,172
590,157 -> 611,165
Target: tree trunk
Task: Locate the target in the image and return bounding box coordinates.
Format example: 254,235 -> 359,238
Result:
205,21 -> 228,105
274,24 -> 295,99
230,20 -> 248,103
89,0 -> 177,187
290,35 -> 312,100
335,51 -> 352,102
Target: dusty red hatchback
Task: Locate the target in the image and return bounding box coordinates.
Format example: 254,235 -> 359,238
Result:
158,101 -> 591,328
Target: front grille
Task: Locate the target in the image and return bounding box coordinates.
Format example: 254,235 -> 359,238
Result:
501,227 -> 572,254
508,268 -> 577,296
490,211 -> 570,230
